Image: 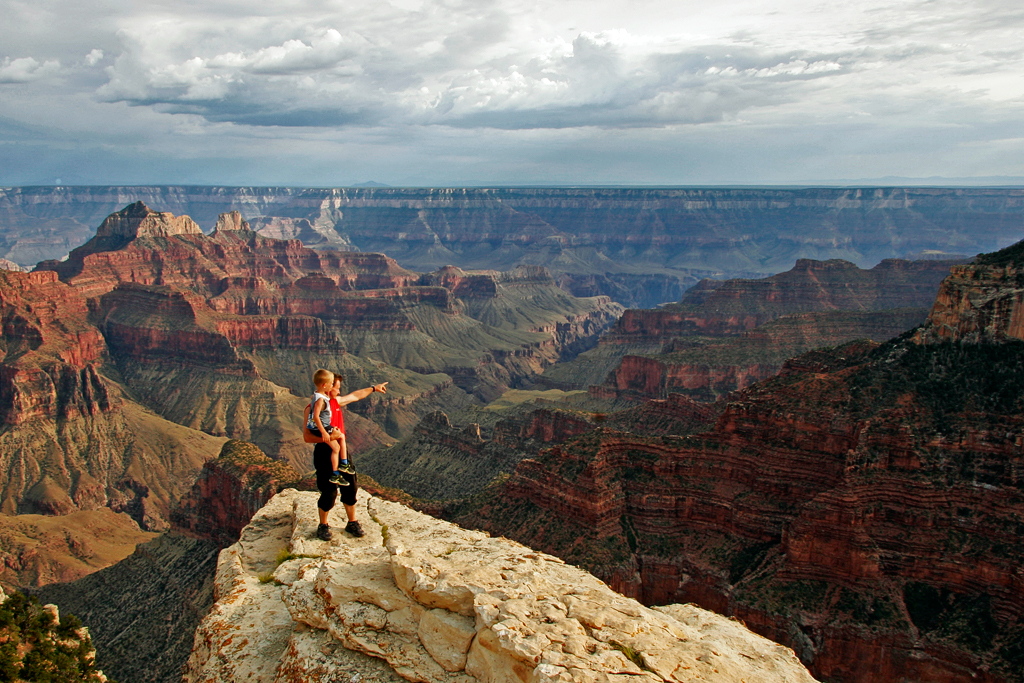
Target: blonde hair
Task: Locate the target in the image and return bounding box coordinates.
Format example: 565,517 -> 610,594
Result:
313,368 -> 334,387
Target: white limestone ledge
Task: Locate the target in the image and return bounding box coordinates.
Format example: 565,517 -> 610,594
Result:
183,489 -> 818,683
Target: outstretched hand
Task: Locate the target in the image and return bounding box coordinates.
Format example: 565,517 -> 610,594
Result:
374,382 -> 389,394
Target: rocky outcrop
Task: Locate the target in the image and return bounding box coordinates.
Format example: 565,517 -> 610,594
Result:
0,270 -> 109,423
172,440 -> 306,546
94,200 -> 202,240
183,488 -> 817,683
606,259 -> 956,344
578,258 -> 954,400
916,262 -> 1024,343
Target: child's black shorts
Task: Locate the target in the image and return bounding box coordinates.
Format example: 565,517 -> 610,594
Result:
308,425 -> 334,440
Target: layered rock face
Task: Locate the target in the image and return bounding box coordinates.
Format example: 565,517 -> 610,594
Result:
0,266 -> 229,528
916,244 -> 1024,342
183,488 -> 817,683
448,245 -> 1024,683
600,308 -> 928,401
552,258 -> 952,398
358,408 -> 598,500
172,440 -> 306,546
2,186 -> 1017,307
0,202 -> 618,533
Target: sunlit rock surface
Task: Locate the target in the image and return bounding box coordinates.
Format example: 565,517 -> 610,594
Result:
183,489 -> 817,683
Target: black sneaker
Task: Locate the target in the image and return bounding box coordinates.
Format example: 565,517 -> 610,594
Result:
316,524 -> 332,541
338,461 -> 356,475
328,471 -> 351,486
344,521 -> 365,538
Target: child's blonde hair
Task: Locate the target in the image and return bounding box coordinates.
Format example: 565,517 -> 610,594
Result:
313,368 -> 334,387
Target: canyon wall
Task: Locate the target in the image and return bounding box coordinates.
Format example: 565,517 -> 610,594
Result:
446,241 -> 1024,683
0,202 -> 620,530
551,257 -> 954,398
3,186 -> 1018,307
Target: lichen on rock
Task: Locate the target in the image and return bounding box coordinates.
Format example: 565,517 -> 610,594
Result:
183,489 -> 816,683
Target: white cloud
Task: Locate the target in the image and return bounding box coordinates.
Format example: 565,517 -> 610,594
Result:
0,56 -> 60,83
1,0 -> 1024,183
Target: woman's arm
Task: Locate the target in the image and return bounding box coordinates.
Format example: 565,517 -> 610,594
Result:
335,382 -> 388,407
302,404 -> 327,444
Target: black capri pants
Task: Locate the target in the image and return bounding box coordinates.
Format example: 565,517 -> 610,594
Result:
313,442 -> 357,511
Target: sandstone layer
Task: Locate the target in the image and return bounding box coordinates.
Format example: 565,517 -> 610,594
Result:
2,186 -> 1014,307
184,488 -> 817,683
447,241 -> 1024,683
564,258 -> 955,400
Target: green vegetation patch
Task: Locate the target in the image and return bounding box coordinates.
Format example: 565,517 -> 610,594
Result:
851,338 -> 1024,425
482,389 -> 587,412
975,239 -> 1024,267
904,582 -> 999,653
0,591 -> 107,683
218,440 -> 304,490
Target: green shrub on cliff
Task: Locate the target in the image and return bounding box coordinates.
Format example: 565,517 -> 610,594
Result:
0,591 -> 107,683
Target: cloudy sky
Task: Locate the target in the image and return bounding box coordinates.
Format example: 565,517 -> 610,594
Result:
2,0 -> 1023,186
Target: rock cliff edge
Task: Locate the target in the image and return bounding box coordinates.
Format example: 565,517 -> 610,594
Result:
184,489 -> 816,683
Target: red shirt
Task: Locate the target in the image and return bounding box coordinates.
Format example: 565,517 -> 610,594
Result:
329,398 -> 345,434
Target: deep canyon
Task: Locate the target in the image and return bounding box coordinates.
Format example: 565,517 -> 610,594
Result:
0,188 -> 1021,683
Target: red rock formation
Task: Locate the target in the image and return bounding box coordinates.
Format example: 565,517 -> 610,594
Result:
449,247 -> 1024,683
172,440 -> 307,545
590,256 -> 953,401
600,308 -> 929,401
917,262 -> 1024,342
605,258 -> 956,345
0,202 -> 619,528
0,270 -> 110,424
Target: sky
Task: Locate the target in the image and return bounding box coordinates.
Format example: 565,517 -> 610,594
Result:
2,0 -> 1023,186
